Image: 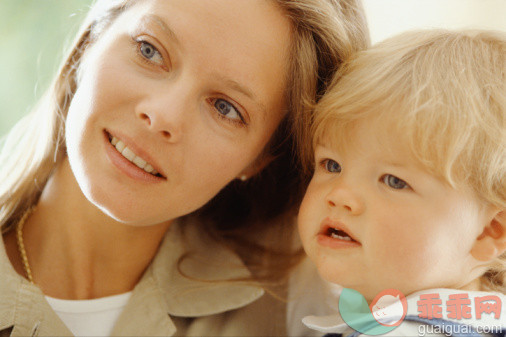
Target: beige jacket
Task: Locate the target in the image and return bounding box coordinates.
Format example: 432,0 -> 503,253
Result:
0,220 -> 287,336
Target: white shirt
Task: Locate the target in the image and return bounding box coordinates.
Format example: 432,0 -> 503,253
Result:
45,292 -> 132,337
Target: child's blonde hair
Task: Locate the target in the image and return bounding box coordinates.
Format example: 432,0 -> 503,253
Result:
309,29 -> 506,291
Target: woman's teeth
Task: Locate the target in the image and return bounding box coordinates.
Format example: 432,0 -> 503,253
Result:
110,136 -> 159,175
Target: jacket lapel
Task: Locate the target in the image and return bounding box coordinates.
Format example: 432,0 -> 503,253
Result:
111,218 -> 264,336
0,235 -> 73,336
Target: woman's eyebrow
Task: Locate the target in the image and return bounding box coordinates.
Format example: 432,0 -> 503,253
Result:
213,74 -> 267,115
138,15 -> 267,117
139,14 -> 181,47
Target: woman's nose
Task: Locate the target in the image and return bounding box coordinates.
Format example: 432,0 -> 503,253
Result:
135,92 -> 189,143
325,179 -> 365,215
136,111 -> 176,141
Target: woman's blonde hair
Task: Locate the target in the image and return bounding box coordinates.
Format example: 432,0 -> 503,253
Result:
0,0 -> 369,285
310,29 -> 506,291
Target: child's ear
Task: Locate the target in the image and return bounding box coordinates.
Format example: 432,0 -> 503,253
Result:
471,210 -> 506,262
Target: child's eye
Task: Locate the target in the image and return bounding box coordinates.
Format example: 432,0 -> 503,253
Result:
321,159 -> 341,173
381,174 -> 411,190
138,41 -> 164,65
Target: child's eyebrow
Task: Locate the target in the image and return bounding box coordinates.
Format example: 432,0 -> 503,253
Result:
380,160 -> 407,168
313,143 -> 334,154
314,141 -> 336,149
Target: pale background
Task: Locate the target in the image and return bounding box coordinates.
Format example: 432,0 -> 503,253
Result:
363,0 -> 506,44
1,0 -> 505,137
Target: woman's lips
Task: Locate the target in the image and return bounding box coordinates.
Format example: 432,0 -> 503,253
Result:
103,130 -> 166,183
317,218 -> 361,249
106,130 -> 165,176
110,134 -> 159,176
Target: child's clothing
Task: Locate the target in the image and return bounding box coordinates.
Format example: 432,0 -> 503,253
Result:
303,288 -> 506,337
287,257 -> 342,336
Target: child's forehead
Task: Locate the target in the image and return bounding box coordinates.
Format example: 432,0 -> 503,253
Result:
314,116 -> 408,156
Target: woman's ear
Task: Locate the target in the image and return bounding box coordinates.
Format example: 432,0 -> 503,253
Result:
471,211 -> 506,262
236,153 -> 276,181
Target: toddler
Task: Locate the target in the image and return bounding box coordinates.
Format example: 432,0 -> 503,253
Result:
297,30 -> 506,337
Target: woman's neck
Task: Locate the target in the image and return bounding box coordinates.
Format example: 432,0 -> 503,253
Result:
4,158 -> 172,299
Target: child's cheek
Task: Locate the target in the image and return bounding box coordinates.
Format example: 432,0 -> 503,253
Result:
297,180 -> 327,252
368,213 -> 426,269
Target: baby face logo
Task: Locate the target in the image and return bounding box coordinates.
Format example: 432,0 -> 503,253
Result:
370,289 -> 407,327
339,288 -> 407,335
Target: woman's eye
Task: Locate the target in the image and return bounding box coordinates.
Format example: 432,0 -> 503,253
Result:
322,159 -> 341,173
214,98 -> 244,123
139,41 -> 163,65
382,174 -> 410,190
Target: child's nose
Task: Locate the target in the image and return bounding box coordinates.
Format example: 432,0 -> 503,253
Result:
325,180 -> 365,215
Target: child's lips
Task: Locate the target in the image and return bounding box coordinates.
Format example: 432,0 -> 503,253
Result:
318,218 -> 361,244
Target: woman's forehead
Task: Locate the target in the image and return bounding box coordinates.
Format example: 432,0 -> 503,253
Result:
111,0 -> 292,124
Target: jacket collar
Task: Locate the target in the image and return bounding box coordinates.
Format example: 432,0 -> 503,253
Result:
1,218 -> 263,336
112,218 -> 264,335
153,218 -> 264,316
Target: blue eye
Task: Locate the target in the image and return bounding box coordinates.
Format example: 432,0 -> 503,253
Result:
382,174 -> 410,190
139,41 -> 163,65
214,98 -> 243,122
323,159 -> 341,173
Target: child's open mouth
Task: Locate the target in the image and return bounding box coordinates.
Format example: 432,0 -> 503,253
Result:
326,227 -> 356,242
317,218 -> 361,248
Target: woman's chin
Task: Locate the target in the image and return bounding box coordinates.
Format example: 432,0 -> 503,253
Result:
90,201 -> 163,226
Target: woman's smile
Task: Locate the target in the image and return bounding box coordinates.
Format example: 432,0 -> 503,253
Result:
110,136 -> 159,176
104,130 -> 165,183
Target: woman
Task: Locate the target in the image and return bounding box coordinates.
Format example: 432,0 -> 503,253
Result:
0,0 -> 368,335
